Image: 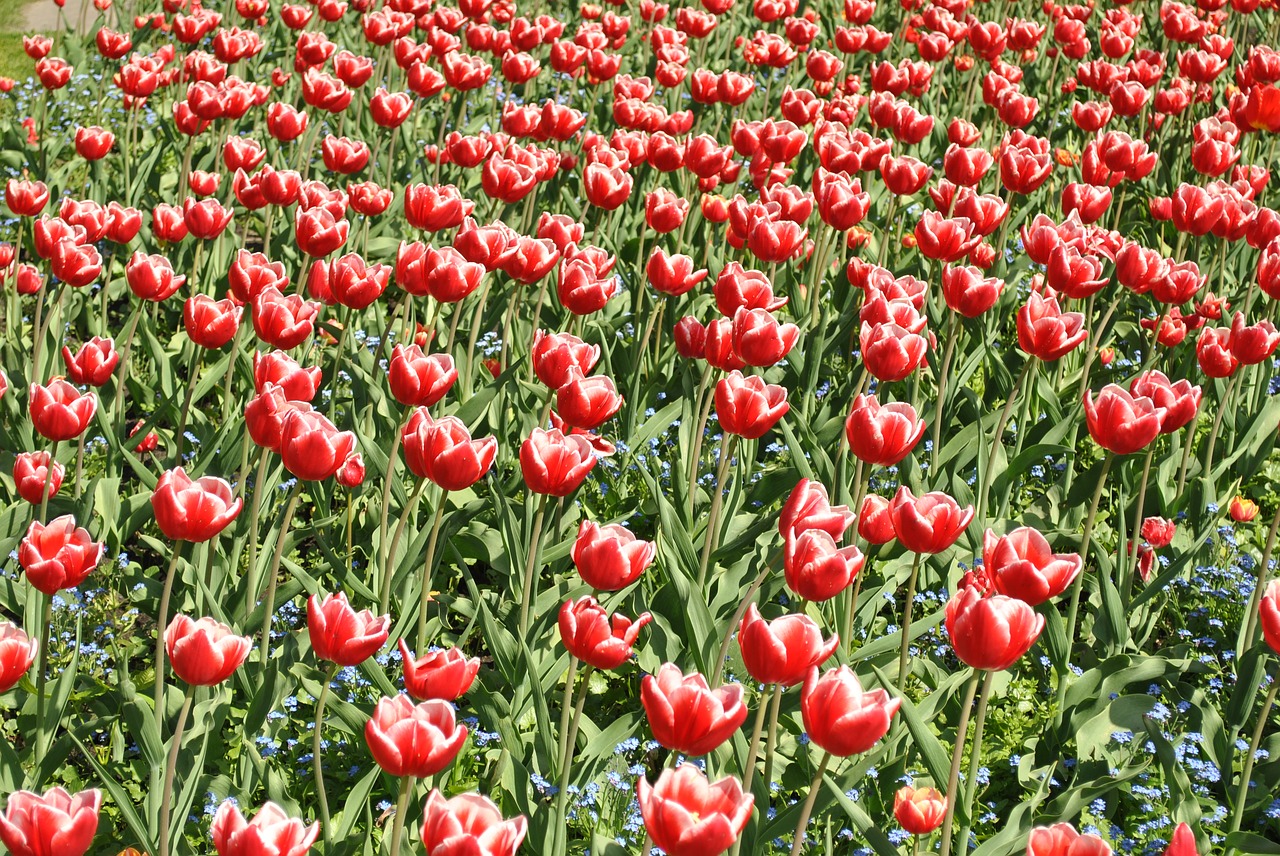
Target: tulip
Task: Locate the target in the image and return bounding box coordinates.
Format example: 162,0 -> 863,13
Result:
1141,517 -> 1176,548
126,251 -> 186,301
13,451 -> 63,505
1083,385 -> 1164,455
800,665 -> 900,756
944,578 -> 1045,671
784,529 -> 865,602
0,622 -> 38,693
1026,823 -> 1113,856
637,765 -> 752,856
165,614 -> 253,685
1261,579 -> 1280,655
364,694 -> 468,777
398,640 -> 480,701
640,662 -> 747,755
556,367 -> 624,430
279,410 -> 358,482
894,786 -> 947,835
861,322 -> 928,382
889,486 -> 973,554
859,494 -> 896,545
1230,496 -> 1259,522
336,454 -> 365,489
252,287 -> 319,350
778,478 -> 854,540
1016,293 -> 1087,361
738,604 -> 838,687
419,791 -> 526,856
388,345 -> 457,407
558,596 -> 652,670
646,247 -> 706,296
61,337 -> 119,387
29,380 -> 97,442
982,527 -> 1082,606
1129,371 -> 1201,434
0,787 -> 101,856
715,371 -> 788,439
401,410 -> 497,491
731,307 -> 799,367
151,469 -> 243,542
210,801 -> 320,856
184,294 -> 242,350
520,428 -> 596,496
307,592 -> 390,666
18,516 -> 103,595
845,394 -> 925,466
571,520 -> 655,590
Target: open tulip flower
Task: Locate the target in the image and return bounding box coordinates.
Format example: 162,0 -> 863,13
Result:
8,0 -> 1280,850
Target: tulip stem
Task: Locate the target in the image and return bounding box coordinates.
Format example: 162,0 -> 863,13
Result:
1174,423 -> 1197,499
415,491 -> 449,652
556,657 -> 580,781
73,434 -> 85,499
955,670 -> 995,856
518,494 -> 550,639
1123,446 -> 1156,604
789,752 -> 832,856
976,357 -> 1033,523
388,775 -> 414,856
1055,453 -> 1115,730
697,434 -> 738,591
685,363 -> 714,519
314,661 -> 340,846
325,304 -> 353,418
219,320 -> 248,430
1203,371 -> 1243,479
158,685 -> 195,856
555,661 -> 593,856
258,483 -> 303,677
37,440 -> 59,522
1240,503 -> 1280,655
930,314 -> 961,473
761,682 -> 784,792
380,479 -> 427,614
33,594 -> 52,774
938,670 -> 981,856
175,344 -> 202,462
897,552 -> 923,686
741,683 -> 772,795
154,542 -> 186,732
1229,676 -> 1279,834
244,448 -> 271,608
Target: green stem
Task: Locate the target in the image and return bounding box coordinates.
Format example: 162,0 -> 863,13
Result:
154,543 -> 185,731
938,671 -> 981,856
555,661 -> 592,856
685,364 -> 715,518
789,753 -> 832,856
258,484 -> 303,676
1229,677 -> 1279,833
897,552 -> 924,686
1174,422 -> 1197,499
977,357 -> 1034,523
518,495 -> 550,638
1124,446 -> 1156,604
388,775 -> 415,855
37,440 -> 59,522
158,686 -> 195,856
955,670 -> 995,856
415,492 -> 449,651
1203,371 -> 1244,477
930,314 -> 961,472
762,682 -> 784,790
33,596 -> 52,775
710,561 -> 773,687
696,434 -> 738,590
741,684 -> 772,794
314,662 -> 340,845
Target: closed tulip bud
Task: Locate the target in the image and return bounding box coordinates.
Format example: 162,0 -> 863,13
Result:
779,478 -> 854,540
1230,496 -> 1259,522
388,345 -> 457,407
336,453 -> 365,488
532,330 -> 600,389
365,694 -> 468,777
279,410 -> 358,482
637,765 -> 752,856
13,451 -> 63,505
307,591 -> 389,666
889,486 -> 973,554
559,596 -> 652,670
641,663 -> 747,755
861,322 -> 928,382
738,603 -> 838,686
165,614 -> 252,685
845,394 -> 925,466
1141,516 -> 1176,547
715,371 -> 788,439
784,528 -> 865,602
251,287 -> 319,350
151,468 -> 243,542
982,527 -> 1082,606
859,494 -> 896,545
210,801 -> 320,856
183,197 -> 233,239
0,788 -> 101,856
520,428 -> 596,496
945,577 -> 1044,670
572,519 -> 655,590
1026,823 -> 1113,856
61,337 -> 119,387
402,410 -> 497,490
29,380 -> 97,442
19,516 -> 103,595
1084,384 -> 1164,455
800,665 -> 900,756
0,621 -> 38,693
398,640 -> 480,701
894,787 -> 947,835
1196,327 -> 1238,378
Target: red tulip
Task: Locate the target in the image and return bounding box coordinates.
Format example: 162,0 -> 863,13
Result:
738,604 -> 838,686
715,371 -> 788,439
402,410 -> 498,491
307,591 -> 390,666
1261,580 -> 1280,655
183,197 -> 233,239
279,410 -> 358,481
294,207 -> 349,257
637,765 -> 752,856
388,345 -> 457,407
860,322 -> 928,382
520,428 -> 596,496
0,622 -> 38,693
0,787 -> 101,856
126,251 -> 186,301
640,662 -> 747,755
252,287 -> 319,350
210,801 -> 320,856
1016,293 -> 1087,361
364,694 -> 468,777
558,596 -> 652,670
1026,824 -> 1113,856
151,468 -> 243,542
778,478 -> 854,540
329,252 -> 390,309
1084,384 -> 1163,455
184,295 -> 243,350
5,179 -> 49,217
894,786 -> 947,835
165,614 -> 253,685
982,527 -> 1082,606
532,331 -> 600,389
1129,370 -> 1201,434
646,247 -> 707,296
13,451 -> 63,505
731,307 -> 799,367
889,486 -> 973,554
942,264 -> 1004,317
28,380 -> 97,442
61,337 -> 118,387
571,520 -> 654,590
845,394 -> 925,466
784,529 -> 865,602
944,575 -> 1045,671
1141,516 -> 1176,548
1230,312 -> 1280,365
18,516 -> 102,595
858,494 -> 896,545
800,664 -> 900,756
398,640 -> 480,701
420,791 -> 527,856
336,453 -> 365,489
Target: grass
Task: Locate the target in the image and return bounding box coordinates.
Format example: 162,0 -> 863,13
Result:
0,0 -> 38,83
